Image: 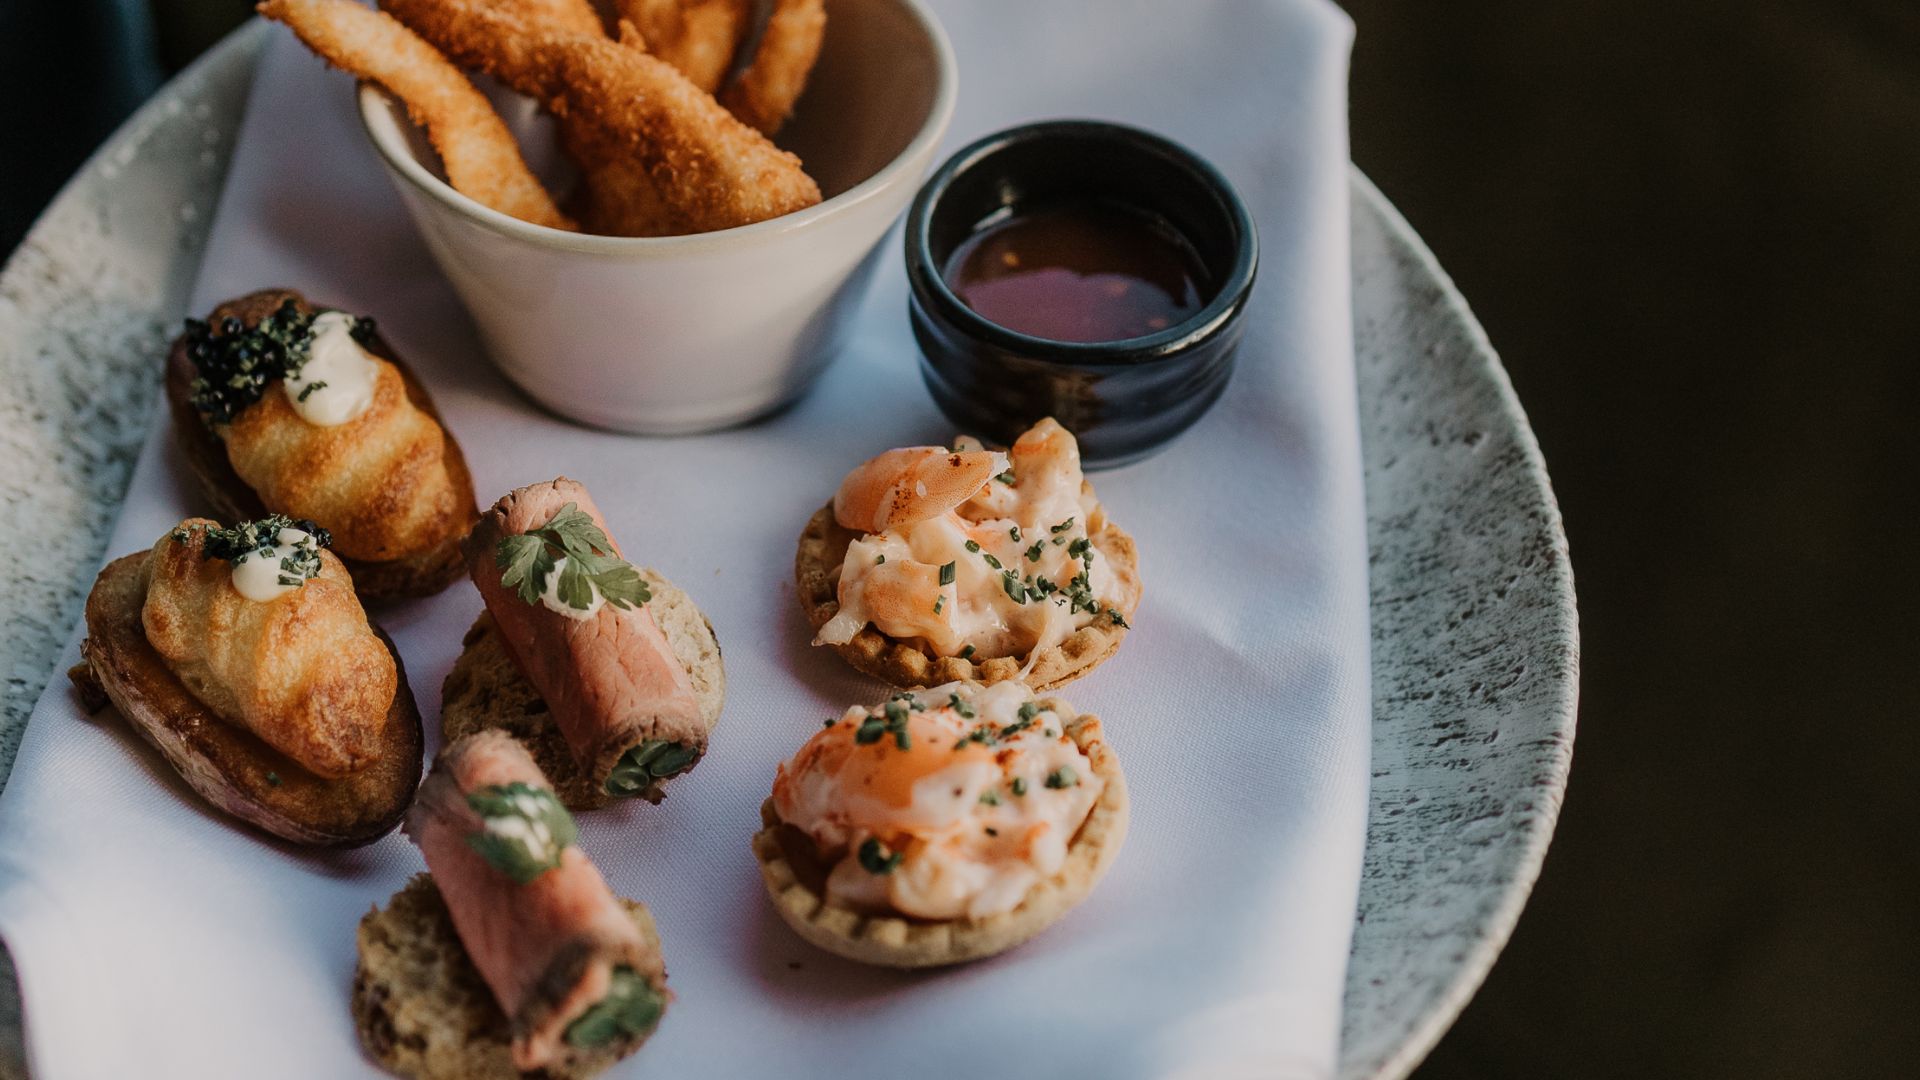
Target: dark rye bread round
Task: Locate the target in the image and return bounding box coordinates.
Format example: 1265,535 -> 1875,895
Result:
353,874 -> 667,1080
164,287 -> 476,602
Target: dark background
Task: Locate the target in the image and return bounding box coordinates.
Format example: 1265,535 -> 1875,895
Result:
3,1 -> 1916,1076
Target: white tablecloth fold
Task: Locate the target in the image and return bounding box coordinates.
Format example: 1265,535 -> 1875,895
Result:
0,2 -> 1366,1076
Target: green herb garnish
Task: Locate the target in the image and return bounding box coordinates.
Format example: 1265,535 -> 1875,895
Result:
1026,542 -> 1045,562
604,740 -> 701,798
295,380 -> 328,402
1051,518 -> 1076,534
949,693 -> 975,719
182,301 -> 375,425
960,644 -> 976,659
1108,608 -> 1130,628
964,540 -> 981,553
938,561 -> 956,586
1045,766 -> 1079,790
564,967 -> 665,1048
179,515 -> 332,588
979,789 -> 1001,806
1009,526 -> 1022,542
1001,571 -> 1027,604
994,470 -> 1016,486
933,595 -> 945,615
858,837 -> 904,875
464,782 -> 578,884
1011,777 -> 1027,796
875,553 -> 886,564
496,502 -> 651,613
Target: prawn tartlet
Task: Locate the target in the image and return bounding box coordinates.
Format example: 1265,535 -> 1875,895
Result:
796,418 -> 1141,690
753,681 -> 1128,967
166,288 -> 478,601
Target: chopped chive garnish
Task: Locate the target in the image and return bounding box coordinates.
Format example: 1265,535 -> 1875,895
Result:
939,561 -> 956,585
858,838 -> 903,875
875,553 -> 885,564
1009,526 -> 1022,542
1026,542 -> 1045,562
995,470 -> 1016,486
1051,518 -> 1076,534
1045,766 -> 1079,789
1011,777 -> 1028,796
965,540 -> 981,553
960,644 -> 976,659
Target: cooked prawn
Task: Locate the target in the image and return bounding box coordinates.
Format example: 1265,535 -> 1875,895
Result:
832,447 -> 1004,535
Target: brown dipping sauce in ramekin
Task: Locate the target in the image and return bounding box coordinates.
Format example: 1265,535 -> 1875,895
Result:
940,202 -> 1212,344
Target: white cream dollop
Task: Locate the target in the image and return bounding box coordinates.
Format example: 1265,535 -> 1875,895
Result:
229,527 -> 318,602
536,556 -> 606,621
283,311 -> 378,426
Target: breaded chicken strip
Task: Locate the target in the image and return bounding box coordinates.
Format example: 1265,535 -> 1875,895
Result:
258,0 -> 573,230
618,0 -> 750,94
382,0 -> 822,232
720,0 -> 825,135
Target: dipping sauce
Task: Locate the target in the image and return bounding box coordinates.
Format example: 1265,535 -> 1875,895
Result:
942,203 -> 1211,343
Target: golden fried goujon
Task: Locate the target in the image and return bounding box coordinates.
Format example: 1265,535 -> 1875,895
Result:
752,701 -> 1129,967
258,0 -> 573,229
380,0 -> 822,233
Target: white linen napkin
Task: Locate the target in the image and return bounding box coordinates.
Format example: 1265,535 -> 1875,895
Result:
0,1 -> 1365,1076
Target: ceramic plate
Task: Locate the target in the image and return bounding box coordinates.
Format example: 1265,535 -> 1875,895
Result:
0,22 -> 1576,1080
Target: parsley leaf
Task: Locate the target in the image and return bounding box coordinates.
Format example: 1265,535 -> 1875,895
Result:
495,502 -> 653,612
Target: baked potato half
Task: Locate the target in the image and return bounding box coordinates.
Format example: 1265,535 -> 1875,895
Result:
70,550 -> 424,847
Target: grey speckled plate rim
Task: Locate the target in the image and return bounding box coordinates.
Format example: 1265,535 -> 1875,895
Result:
0,20 -> 1576,1080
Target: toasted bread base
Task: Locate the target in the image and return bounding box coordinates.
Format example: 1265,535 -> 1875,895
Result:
752,701 -> 1128,968
794,502 -> 1141,691
353,874 -> 666,1080
165,288 -> 477,603
440,569 -> 725,810
72,553 -> 423,847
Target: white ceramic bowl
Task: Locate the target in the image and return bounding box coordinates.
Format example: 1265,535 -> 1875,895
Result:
357,0 -> 956,434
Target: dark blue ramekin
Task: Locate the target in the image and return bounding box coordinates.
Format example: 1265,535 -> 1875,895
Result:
905,120 -> 1258,468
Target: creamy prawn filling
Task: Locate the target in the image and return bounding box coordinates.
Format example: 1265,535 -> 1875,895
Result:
772,681 -> 1102,921
817,432 -> 1126,663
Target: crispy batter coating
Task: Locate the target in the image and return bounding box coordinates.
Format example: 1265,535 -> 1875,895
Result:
381,0 -> 822,232
501,0 -> 603,36
142,521 -> 397,780
618,0 -> 749,94
719,0 -> 825,135
258,0 -> 574,230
